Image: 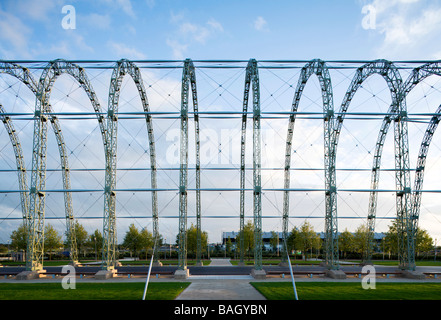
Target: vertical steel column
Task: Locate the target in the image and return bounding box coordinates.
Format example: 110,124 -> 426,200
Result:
177,59 -> 200,270
0,104 -> 29,227
282,60 -> 337,269
178,60 -> 190,271
240,64 -> 251,265
251,60 -> 263,270
333,60 -> 403,264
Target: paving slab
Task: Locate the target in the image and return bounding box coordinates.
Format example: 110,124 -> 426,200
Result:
175,279 -> 266,300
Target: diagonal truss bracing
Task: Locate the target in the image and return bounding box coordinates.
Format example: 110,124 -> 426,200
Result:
103,59 -> 160,270
282,59 -> 338,269
27,59 -> 107,271
2,59 -> 441,273
178,59 -> 200,270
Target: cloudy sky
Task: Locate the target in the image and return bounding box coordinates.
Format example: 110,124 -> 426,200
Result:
1,0 -> 441,245
0,0 -> 441,61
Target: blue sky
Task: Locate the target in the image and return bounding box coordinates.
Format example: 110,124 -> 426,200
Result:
1,0 -> 441,61
1,0 -> 441,244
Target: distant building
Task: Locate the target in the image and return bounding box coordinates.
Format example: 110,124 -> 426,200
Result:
221,231 -> 386,252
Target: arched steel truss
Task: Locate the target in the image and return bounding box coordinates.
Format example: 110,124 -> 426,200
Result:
2,59 -> 441,273
282,59 -> 338,269
333,60 -> 406,267
239,59 -> 263,270
27,59 -> 107,271
177,59 -> 200,271
0,103 -> 29,225
0,61 -> 84,269
103,59 -> 160,270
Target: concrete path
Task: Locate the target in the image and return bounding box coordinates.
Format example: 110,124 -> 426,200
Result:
207,258 -> 233,267
175,258 -> 266,300
175,279 -> 266,300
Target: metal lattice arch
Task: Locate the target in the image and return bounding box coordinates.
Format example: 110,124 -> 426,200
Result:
1,59 -> 441,276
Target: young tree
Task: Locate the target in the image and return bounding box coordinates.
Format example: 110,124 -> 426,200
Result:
44,224 -> 63,260
122,223 -> 142,259
298,221 -> 319,260
236,220 -> 254,260
287,227 -> 300,259
68,220 -> 89,258
226,237 -> 232,257
383,219 -> 433,259
10,223 -> 28,253
88,229 -> 103,260
185,223 -> 208,258
139,227 -> 154,258
338,228 -> 354,259
416,228 -> 433,257
353,224 -> 369,261
270,231 -> 279,255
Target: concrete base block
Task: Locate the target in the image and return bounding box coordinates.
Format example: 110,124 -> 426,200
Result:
251,269 -> 267,279
70,261 -> 82,267
94,269 -> 117,280
401,270 -> 426,279
16,270 -> 45,280
195,261 -> 203,267
325,269 -> 347,279
174,268 -> 189,279
152,261 -> 163,267
237,261 -> 246,266
278,261 -> 289,267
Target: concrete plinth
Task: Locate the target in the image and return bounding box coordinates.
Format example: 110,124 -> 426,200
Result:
70,261 -> 82,267
401,270 -> 426,279
278,261 -> 289,267
94,269 -> 117,280
237,261 -> 246,267
251,269 -> 267,279
174,268 -> 190,279
325,269 -> 347,279
195,261 -> 203,267
16,270 -> 45,280
152,261 -> 163,267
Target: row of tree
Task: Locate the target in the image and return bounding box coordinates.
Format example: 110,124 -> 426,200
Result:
6,218 -> 435,261
226,220 -> 434,261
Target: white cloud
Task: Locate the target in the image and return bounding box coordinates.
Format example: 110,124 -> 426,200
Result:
0,10 -> 31,59
166,38 -> 188,59
108,41 -> 147,59
207,18 -> 224,32
367,0 -> 441,58
117,0 -> 136,18
254,16 -> 268,31
166,14 -> 224,58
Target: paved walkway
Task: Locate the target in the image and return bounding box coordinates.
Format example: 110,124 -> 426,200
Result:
175,258 -> 266,300
206,258 -> 233,267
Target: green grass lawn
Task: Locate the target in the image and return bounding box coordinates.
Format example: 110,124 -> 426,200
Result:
0,282 -> 190,300
251,282 -> 441,300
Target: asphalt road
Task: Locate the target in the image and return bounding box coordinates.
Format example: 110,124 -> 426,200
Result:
2,263 -> 440,276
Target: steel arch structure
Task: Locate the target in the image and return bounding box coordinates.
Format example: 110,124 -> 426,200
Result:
102,59 -> 160,270
0,61 -> 81,269
0,103 -> 29,225
2,59 -> 441,275
27,59 -> 107,271
282,59 -> 338,269
177,59 -> 200,271
332,60 -> 404,266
